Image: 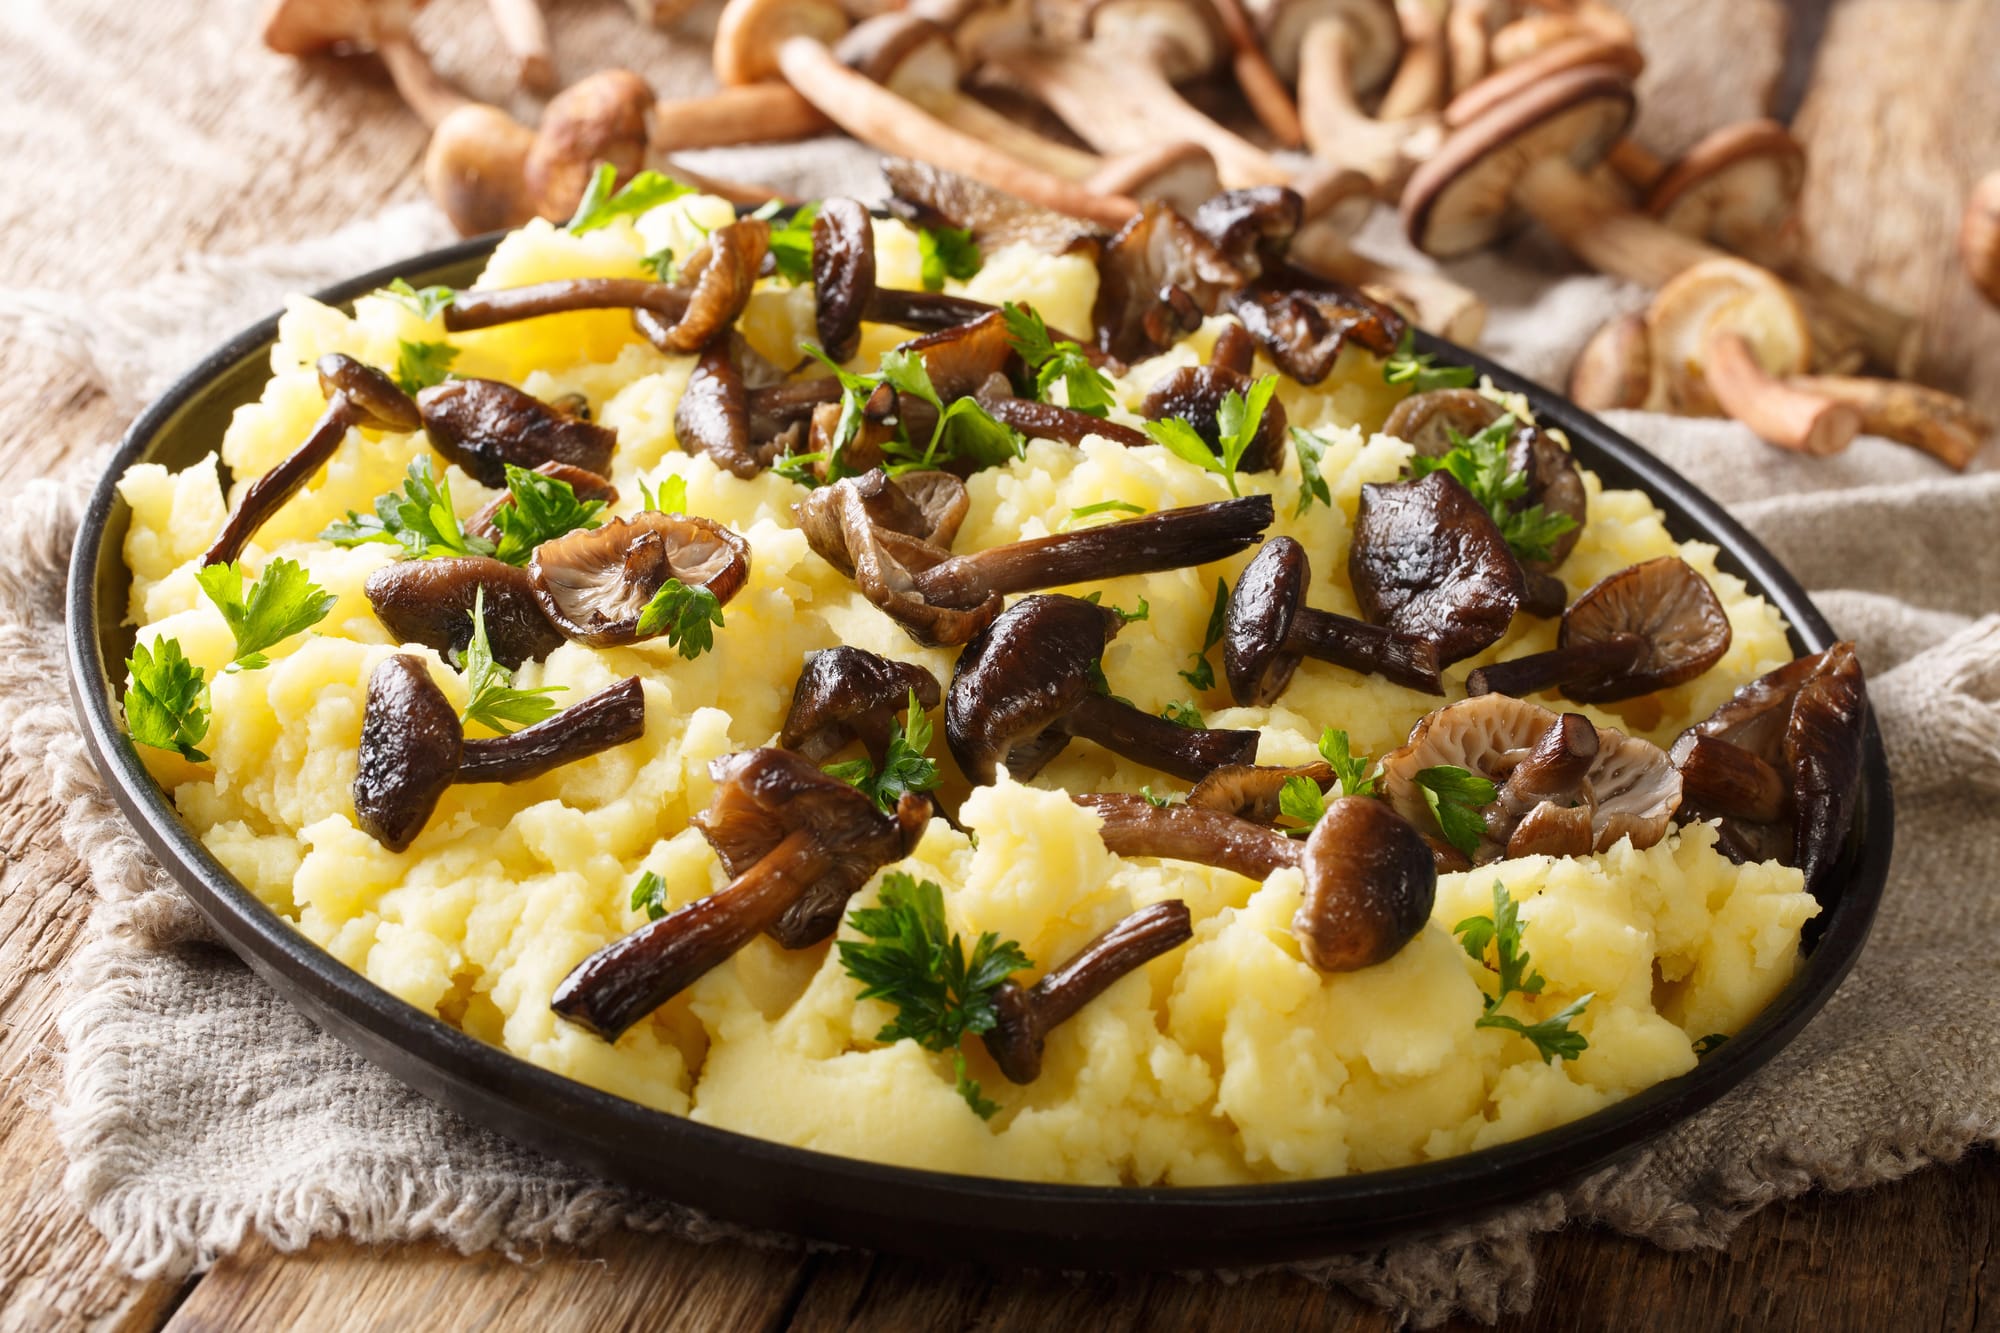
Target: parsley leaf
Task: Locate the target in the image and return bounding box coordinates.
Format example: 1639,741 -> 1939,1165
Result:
1406,415 -> 1580,565
393,340 -> 458,395
838,873 -> 1033,1120
1452,880 -> 1591,1064
1003,303 -> 1118,417
1278,774 -> 1326,833
917,225 -> 981,292
1179,577 -> 1230,691
194,558 -> 336,672
379,277 -> 456,321
1415,764 -> 1498,859
1143,375 -> 1276,496
565,165 -> 696,234
765,202 -> 819,285
490,464 -> 606,565
123,637 -> 211,762
1318,728 -> 1380,797
1160,699 -> 1203,728
322,458 -> 495,561
1069,499 -> 1146,523
1141,785 -> 1180,808
639,247 -> 678,282
1383,326 -> 1477,392
457,587 -> 564,733
823,689 -> 940,814
812,343 -> 1026,475
1290,426 -> 1332,516
634,579 -> 724,658
637,474 -> 689,514
1081,591 -> 1149,624
630,870 -> 670,922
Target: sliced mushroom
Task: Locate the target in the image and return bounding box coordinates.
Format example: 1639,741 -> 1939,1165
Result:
781,647 -> 943,764
948,595 -> 1260,783
529,512 -> 751,647
465,461 -> 617,545
1092,202 -> 1250,361
1468,556 -> 1731,703
418,378 -> 618,487
1077,790 -> 1436,971
1187,760 -> 1335,823
204,354 -> 422,568
352,654 -> 464,854
982,900 -> 1193,1083
1140,362 -> 1289,472
457,677 -> 647,783
364,556 -> 566,669
1348,469 -> 1524,666
551,747 -> 929,1037
632,218 -> 771,355
1224,536 -> 1444,702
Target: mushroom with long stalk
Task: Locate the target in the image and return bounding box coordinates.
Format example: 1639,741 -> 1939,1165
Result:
261,0 -> 467,128
550,748 -> 929,1039
365,556 -> 566,669
1347,469 -> 1525,667
418,379 -> 617,487
1224,537 -> 1445,701
485,0 -> 554,90
1249,0 -> 1439,194
529,512 -> 752,648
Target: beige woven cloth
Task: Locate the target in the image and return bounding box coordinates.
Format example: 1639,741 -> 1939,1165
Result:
4,189 -> 1999,1327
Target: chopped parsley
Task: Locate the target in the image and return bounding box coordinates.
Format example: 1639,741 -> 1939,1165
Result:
1142,375 -> 1277,497
378,277 -> 455,321
822,689 -> 941,814
802,342 -> 1026,476
1068,499 -> 1146,524
630,870 -> 670,923
1159,699 -> 1204,728
1178,577 -> 1230,691
1406,415 -> 1579,565
194,557 -> 336,672
1081,590 -> 1149,624
1415,764 -> 1498,860
1003,303 -> 1118,417
1278,729 -> 1382,835
565,165 -> 695,234
322,458 -> 495,561
1453,880 -> 1592,1063
639,247 -> 678,282
765,202 -> 819,285
457,587 -> 564,733
917,225 -> 981,292
1141,785 -> 1180,808
1382,327 -> 1477,393
1278,776 -> 1326,833
634,578 -> 724,658
393,340 -> 459,395
122,637 -> 211,762
1290,426 -> 1332,516
489,464 -> 606,565
637,474 -> 689,514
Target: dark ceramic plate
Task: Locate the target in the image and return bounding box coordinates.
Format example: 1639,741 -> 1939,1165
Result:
66,235 -> 1892,1270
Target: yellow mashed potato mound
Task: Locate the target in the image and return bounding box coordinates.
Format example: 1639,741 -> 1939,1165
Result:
117,198 -> 1816,1184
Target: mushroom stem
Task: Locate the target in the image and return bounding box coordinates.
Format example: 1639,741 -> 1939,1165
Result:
457,678 -> 647,785
443,279 -> 690,332
980,396 -> 1152,449
1706,332 -> 1860,456
1444,0 -> 1492,94
909,495 -> 1274,607
485,0 -> 556,91
1489,711 -> 1597,837
862,288 -> 1003,333
376,33 -> 474,129
1777,374 -> 1989,471
203,403 -> 356,569
1376,0 -> 1448,120
1065,694 -> 1262,783
1209,0 -> 1305,148
1466,633 -> 1644,699
1289,226 -> 1488,343
1079,793 -> 1302,880
1297,20 -> 1433,193
653,84 -> 835,150
550,828 -> 828,1040
1670,732 -> 1787,824
1287,609 -> 1445,695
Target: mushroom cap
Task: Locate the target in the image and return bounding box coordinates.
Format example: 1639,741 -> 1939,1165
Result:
946,593 -> 1119,783
317,353 -> 421,433
1567,312 -> 1652,412
1227,278 -> 1404,386
1140,363 -> 1289,470
1087,142 -> 1223,215
1222,536 -> 1309,705
364,555 -> 565,670
1505,422 -> 1586,571
836,12 -> 958,90
898,310 -> 1018,402
417,378 -> 616,487
692,747 -> 927,949
637,218 -> 770,354
1646,119 -> 1806,260
424,103 -> 539,237
883,158 -> 1105,261
1190,186 -> 1300,281
1643,257 -> 1811,417
781,646 -> 943,762
794,468 -> 968,578
529,511 -> 751,647
1084,0 -> 1225,81
1442,32 -> 1643,130
1400,62 -> 1635,258
352,653 -> 462,853
261,0 -> 420,54
714,0 -> 850,85
1381,387 -> 1504,459
1348,469 -> 1524,665
800,473 -> 999,647
1248,0 -> 1401,87
1294,796 -> 1437,971
1093,202 -> 1249,361
812,197 -> 878,363
1187,760 -> 1335,823
522,69 -> 656,223
1557,556 -> 1731,702
675,342 -> 762,479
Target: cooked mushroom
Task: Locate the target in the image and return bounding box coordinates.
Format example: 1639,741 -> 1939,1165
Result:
676,343 -> 763,478
781,647 -> 943,764
465,461 -> 617,545
1381,386 -> 1504,456
794,467 -> 971,575
631,218 -> 771,355
1378,693 -> 1682,865
551,748 -> 929,1038
1092,202 -> 1251,361
982,900 -> 1194,1083
1667,731 -> 1786,826
1187,760 -> 1335,823
884,156 -> 1111,260
1224,536 -> 1444,701
1965,171 -> 2000,307
364,556 -> 566,669
1501,418 -> 1586,601
456,677 -> 647,784
529,512 -> 751,647
1467,557 -> 1731,703
948,595 -> 1260,783
262,0 -> 467,128
1485,710 -> 1598,858
444,279 -> 691,333
1140,362 -> 1288,471
352,654 -> 464,854
808,197 -> 1029,351
1077,791 -> 1436,971
1348,469 -> 1524,665
204,354 -> 421,568
976,381 -> 1152,450
417,378 -> 617,487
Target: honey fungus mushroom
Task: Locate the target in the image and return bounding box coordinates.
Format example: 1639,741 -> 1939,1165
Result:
1223,536 -> 1444,701
417,379 -> 617,487
551,748 -> 929,1039
781,647 -> 942,764
529,512 -> 751,648
364,556 -> 565,669
1348,469 -> 1524,665
948,595 -> 1261,784
1075,790 -> 1437,972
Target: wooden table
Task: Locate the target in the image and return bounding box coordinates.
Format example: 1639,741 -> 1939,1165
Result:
2,1 -> 1994,1328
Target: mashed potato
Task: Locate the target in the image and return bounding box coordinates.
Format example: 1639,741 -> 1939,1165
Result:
117,198 -> 1816,1183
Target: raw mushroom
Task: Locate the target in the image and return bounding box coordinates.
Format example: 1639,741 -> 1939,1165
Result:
261,0 -> 467,128
486,0 -> 555,91
1207,0 -> 1306,147
1254,0 -> 1441,193
425,104 -> 540,234
364,556 -> 566,669
523,70 -> 654,226
1441,29 -> 1641,131
1224,536 -> 1445,701
948,594 -> 1262,783
1965,171 -> 2000,307
1348,469 -> 1524,666
353,655 -> 646,851
981,900 -> 1194,1083
1375,0 -> 1449,121
781,647 -> 943,764
1077,791 -> 1436,971
466,461 -> 617,545
203,354 -> 420,568
712,0 -> 1137,225
529,512 -> 751,647
1566,311 -> 1650,411
1187,760 -> 1336,823
1468,557 -> 1731,702
551,748 -> 929,1038
631,218 -> 771,354
418,378 -> 617,487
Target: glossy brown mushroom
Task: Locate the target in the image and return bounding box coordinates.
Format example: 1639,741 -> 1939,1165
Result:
364,555 -> 566,669
1092,202 -> 1250,362
1348,469 -> 1524,666
1668,731 -> 1786,825
1466,556 -> 1730,703
418,378 -> 617,488
813,197 -> 878,362
1187,761 -> 1335,824
1486,711 -> 1598,859
529,512 -> 751,647
551,748 -> 929,1038
203,354 -> 421,568
883,156 -> 1107,260
1382,387 -> 1504,458
457,677 -> 647,783
781,647 -> 942,764
1224,536 -> 1444,702
676,342 -> 763,478
981,901 -> 1194,1083
444,278 -> 690,333
1076,791 -> 1436,972
977,385 -> 1152,450
631,217 -> 770,355
1140,363 -> 1289,472
948,595 -> 1261,784
352,654 -> 464,854
1227,278 -> 1404,386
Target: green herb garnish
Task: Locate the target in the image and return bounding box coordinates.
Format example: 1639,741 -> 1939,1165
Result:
637,474 -> 689,514
565,165 -> 695,235
1406,415 -> 1579,565
1290,426 -> 1332,516
1383,327 -> 1477,393
194,557 -> 336,672
1159,699 -> 1203,728
1141,785 -> 1179,808
1179,577 -> 1230,691
917,225 -> 981,292
823,689 -> 941,814
1003,303 -> 1118,417
1142,375 -> 1276,497
639,247 -> 678,282
489,464 -> 605,565
634,578 -> 724,658
379,278 -> 456,321
122,637 -> 210,762
1068,499 -> 1146,523
1415,764 -> 1498,860
630,870 -> 670,922
765,202 -> 819,285
393,340 -> 459,395
1081,591 -> 1149,624
322,458 -> 494,561
457,587 -> 564,733
1453,881 -> 1592,1063
1319,728 -> 1379,798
